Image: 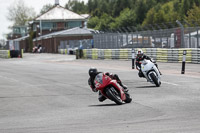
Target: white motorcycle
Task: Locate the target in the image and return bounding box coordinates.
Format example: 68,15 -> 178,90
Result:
138,59 -> 161,87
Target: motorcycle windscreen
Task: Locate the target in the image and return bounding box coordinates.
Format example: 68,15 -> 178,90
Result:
94,73 -> 103,85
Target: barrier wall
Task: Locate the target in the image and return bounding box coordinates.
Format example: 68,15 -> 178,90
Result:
81,48 -> 200,64
0,49 -> 23,59
58,49 -> 68,54
0,50 -> 10,58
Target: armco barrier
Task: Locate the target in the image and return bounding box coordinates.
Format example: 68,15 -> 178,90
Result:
119,49 -> 129,59
168,49 -> 179,62
92,49 -> 98,59
191,49 -> 198,63
58,49 -> 68,54
0,50 -> 10,58
198,49 -> 200,64
104,49 -> 112,59
157,49 -> 168,62
80,48 -> 200,63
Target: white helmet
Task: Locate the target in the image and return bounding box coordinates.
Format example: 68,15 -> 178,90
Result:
136,49 -> 144,58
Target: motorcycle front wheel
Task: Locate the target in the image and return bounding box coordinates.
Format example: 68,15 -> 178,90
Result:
106,87 -> 123,105
150,73 -> 160,87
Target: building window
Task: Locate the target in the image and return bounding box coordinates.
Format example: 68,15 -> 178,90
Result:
42,22 -> 53,30
67,21 -> 82,29
13,27 -> 20,34
53,23 -> 57,29
41,22 -> 57,30
65,22 -> 68,29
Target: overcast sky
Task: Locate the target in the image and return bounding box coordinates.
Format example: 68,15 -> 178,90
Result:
0,0 -> 88,40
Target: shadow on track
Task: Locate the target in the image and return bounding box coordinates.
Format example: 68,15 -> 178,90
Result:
88,103 -> 119,107
136,85 -> 157,88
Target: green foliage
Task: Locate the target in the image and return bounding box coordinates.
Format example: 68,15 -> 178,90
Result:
87,16 -> 100,29
65,0 -> 87,14
112,8 -> 137,29
65,0 -> 200,30
7,0 -> 36,26
40,4 -> 54,15
185,4 -> 200,26
87,13 -> 114,30
143,1 -> 181,26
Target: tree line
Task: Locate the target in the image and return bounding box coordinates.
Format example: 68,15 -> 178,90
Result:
65,0 -> 200,30
7,0 -> 200,32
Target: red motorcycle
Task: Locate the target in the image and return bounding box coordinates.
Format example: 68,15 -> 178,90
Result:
94,73 -> 132,105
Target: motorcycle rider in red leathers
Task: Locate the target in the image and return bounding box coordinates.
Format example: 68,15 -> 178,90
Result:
88,67 -> 129,102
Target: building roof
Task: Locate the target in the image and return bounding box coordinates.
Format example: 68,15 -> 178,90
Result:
33,27 -> 94,41
80,14 -> 90,19
13,35 -> 29,41
35,5 -> 86,21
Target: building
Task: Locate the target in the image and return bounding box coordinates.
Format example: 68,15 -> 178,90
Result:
33,27 -> 94,53
11,1 -> 92,53
32,3 -> 88,38
7,26 -> 28,40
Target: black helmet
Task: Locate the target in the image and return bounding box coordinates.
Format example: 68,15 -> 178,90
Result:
89,67 -> 98,77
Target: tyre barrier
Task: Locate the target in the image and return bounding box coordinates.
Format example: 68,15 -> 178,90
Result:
79,48 -> 200,64
0,49 -> 24,59
10,50 -> 23,58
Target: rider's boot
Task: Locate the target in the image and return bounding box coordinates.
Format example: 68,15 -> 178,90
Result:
158,69 -> 162,75
98,91 -> 106,102
159,71 -> 162,75
118,82 -> 128,92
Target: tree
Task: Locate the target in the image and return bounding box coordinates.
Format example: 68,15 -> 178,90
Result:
181,0 -> 191,16
142,1 -> 181,26
87,13 -> 114,30
185,4 -> 200,26
7,0 -> 36,26
40,4 -> 54,15
112,8 -> 137,29
65,0 -> 87,14
87,16 -> 100,29
135,0 -> 148,24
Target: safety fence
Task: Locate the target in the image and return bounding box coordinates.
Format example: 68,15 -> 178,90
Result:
92,27 -> 200,49
79,48 -> 200,64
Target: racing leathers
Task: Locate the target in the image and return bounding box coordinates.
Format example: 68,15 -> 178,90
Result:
136,54 -> 161,77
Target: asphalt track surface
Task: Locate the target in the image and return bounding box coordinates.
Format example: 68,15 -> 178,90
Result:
0,53 -> 200,133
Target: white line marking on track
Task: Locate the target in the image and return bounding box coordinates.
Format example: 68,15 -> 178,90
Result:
162,81 -> 179,86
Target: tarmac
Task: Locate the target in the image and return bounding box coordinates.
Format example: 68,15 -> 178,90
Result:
0,53 -> 200,133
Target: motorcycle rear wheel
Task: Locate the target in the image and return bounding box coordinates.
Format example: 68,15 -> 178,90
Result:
106,87 -> 123,105
150,73 -> 160,87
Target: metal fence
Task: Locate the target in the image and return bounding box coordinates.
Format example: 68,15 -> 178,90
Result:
92,26 -> 200,49
58,39 -> 93,50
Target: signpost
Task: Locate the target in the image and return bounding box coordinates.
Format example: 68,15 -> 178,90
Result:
181,50 -> 187,74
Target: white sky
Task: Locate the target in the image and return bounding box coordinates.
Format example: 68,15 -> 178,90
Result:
0,0 -> 88,40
